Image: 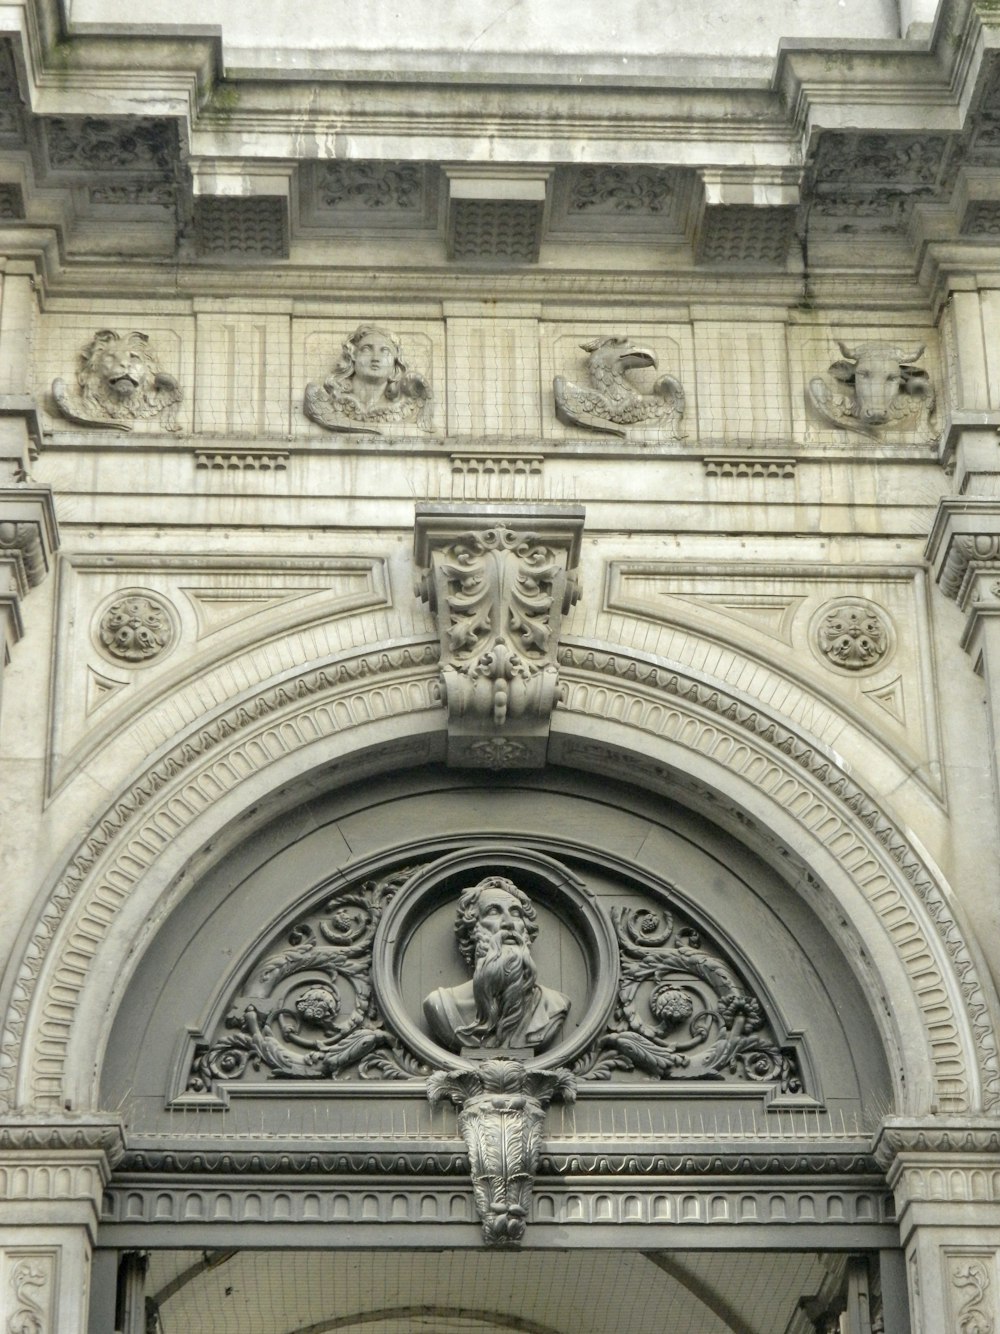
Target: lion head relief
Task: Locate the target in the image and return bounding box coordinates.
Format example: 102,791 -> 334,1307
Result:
53,329 -> 182,431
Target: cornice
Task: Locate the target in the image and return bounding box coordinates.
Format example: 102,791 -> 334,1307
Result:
0,0 -> 983,157
0,1113 -> 125,1161
873,1115 -> 1000,1168
117,1140 -> 880,1178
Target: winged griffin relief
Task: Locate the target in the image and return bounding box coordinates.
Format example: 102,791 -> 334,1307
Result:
553,334 -> 686,438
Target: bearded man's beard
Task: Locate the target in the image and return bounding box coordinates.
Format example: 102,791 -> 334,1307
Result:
455,930 -> 539,1047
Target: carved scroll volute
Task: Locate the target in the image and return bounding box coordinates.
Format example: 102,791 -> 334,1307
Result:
428,1057 -> 576,1246
414,504 -> 585,770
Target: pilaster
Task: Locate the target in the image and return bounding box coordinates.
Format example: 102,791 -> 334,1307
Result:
875,1118 -> 1000,1334
926,497 -> 1000,821
0,1118 -> 124,1334
939,284 -> 1000,495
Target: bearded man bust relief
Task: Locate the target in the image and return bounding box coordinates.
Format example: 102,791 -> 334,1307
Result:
423,876 -> 571,1054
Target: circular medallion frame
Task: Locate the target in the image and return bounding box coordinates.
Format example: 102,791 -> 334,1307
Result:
373,844 -> 619,1072
809,595 -> 895,676
92,585 -> 180,667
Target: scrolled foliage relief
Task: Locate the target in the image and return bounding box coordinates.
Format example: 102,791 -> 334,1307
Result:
187,867 -> 428,1091
573,904 -> 802,1092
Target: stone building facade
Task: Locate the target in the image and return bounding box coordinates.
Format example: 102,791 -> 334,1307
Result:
2,0 -> 1000,1329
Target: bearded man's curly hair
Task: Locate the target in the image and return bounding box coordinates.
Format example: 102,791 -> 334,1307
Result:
454,876 -> 538,966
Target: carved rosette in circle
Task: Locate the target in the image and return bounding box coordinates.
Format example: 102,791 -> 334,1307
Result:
813,598 -> 892,673
96,590 -> 177,664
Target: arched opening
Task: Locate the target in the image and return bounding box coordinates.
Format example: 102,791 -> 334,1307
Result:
91,763 -> 905,1330
101,764 -> 891,1134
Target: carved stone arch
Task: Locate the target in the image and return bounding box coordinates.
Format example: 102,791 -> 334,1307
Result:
0,635 -> 997,1121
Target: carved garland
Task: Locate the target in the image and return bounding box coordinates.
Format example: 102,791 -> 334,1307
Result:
573,906 -> 801,1090
1,641 -> 995,1116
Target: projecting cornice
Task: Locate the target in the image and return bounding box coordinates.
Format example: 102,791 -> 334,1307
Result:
5,0 -> 1000,281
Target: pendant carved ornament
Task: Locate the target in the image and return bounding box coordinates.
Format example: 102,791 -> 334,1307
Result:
414,505 -> 585,768
181,848 -> 808,1245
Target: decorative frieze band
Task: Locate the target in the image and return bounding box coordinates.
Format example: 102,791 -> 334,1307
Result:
194,448 -> 289,472
702,457 -> 797,479
100,1178 -> 894,1233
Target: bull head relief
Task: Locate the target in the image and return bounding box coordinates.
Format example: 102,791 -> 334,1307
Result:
807,340 -> 935,440
415,504 -> 585,769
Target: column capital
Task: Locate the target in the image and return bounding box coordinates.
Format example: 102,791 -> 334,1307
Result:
0,1116 -> 125,1242
874,1117 -> 1000,1246
924,498 -> 1000,657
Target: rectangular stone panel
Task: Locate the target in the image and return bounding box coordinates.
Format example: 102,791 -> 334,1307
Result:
446,314 -> 542,437
693,317 -> 790,442
194,311 -> 290,436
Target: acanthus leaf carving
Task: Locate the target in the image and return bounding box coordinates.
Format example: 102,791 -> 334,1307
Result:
569,166 -> 675,214
815,599 -> 892,673
186,866 -> 429,1092
415,508 -> 584,768
427,1057 -> 576,1246
573,904 -> 803,1092
553,335 -> 686,439
7,1258 -> 50,1334
44,116 -> 175,172
317,161 -> 423,211
952,1258 -> 996,1334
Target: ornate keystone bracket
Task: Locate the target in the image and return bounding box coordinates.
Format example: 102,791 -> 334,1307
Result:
427,1057 -> 575,1246
414,504 -> 585,768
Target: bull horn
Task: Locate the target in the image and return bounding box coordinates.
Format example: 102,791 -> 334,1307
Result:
836,340 -> 858,361
896,345 -> 925,364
